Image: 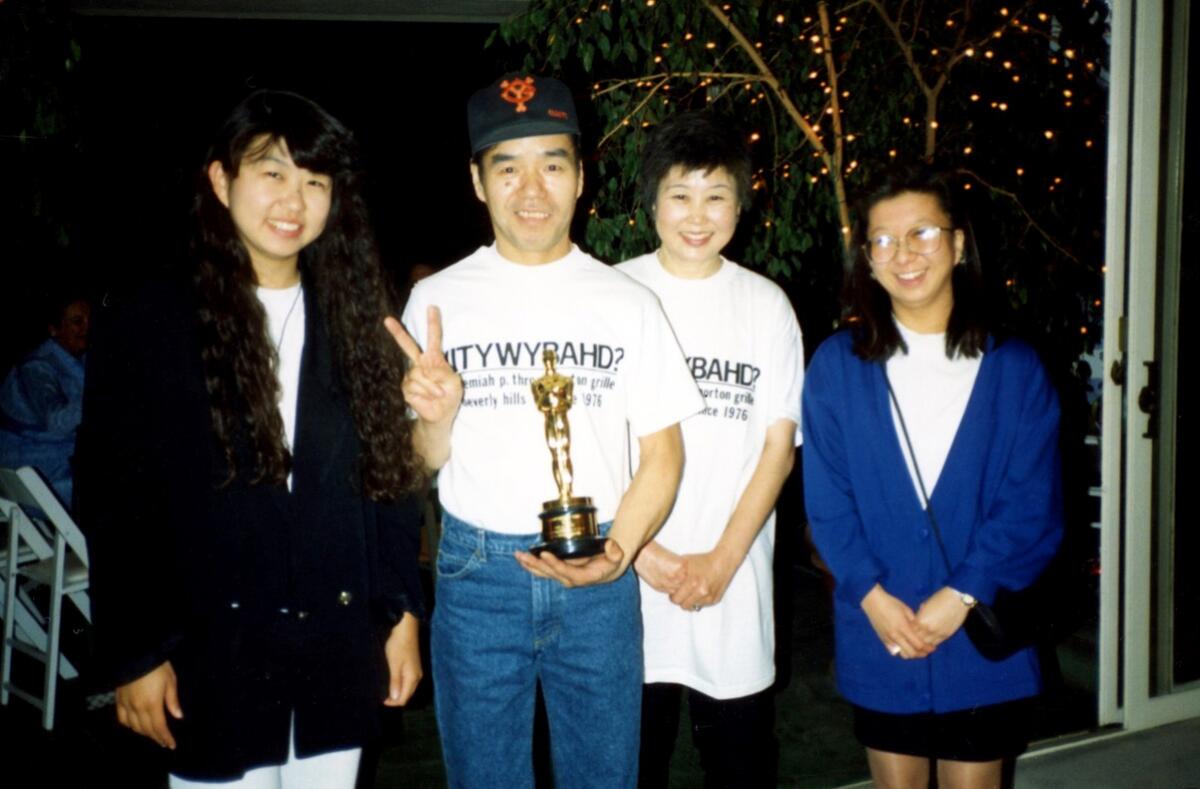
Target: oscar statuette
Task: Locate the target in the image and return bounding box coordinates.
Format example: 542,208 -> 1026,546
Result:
529,349 -> 605,558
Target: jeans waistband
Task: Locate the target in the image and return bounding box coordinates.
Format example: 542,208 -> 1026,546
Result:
441,510 -> 542,556
441,510 -> 612,556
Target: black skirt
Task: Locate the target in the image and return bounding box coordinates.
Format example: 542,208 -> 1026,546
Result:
852,697 -> 1034,762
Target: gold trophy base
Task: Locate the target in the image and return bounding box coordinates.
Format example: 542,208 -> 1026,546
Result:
531,496 -> 606,559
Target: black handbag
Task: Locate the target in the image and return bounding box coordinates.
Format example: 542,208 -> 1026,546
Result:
884,370 -> 1029,662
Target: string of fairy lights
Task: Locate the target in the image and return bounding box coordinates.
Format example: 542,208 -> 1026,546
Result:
568,1 -> 1106,329
586,2 -> 1101,196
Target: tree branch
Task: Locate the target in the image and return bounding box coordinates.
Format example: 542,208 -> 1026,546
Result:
959,169 -> 1080,263
819,3 -> 845,177
593,72 -> 768,98
596,76 -> 669,150
703,2 -> 829,159
943,1 -> 1033,75
704,0 -> 852,246
867,0 -> 931,98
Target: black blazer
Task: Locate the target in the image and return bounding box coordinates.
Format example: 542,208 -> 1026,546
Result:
77,275 -> 424,780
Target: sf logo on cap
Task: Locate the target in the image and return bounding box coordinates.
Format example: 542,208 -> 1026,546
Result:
500,76 -> 537,113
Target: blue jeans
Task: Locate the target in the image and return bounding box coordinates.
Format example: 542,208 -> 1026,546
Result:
432,512 -> 643,789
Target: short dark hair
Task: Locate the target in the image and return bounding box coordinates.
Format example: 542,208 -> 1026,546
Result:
843,163 -> 991,361
638,112 -> 752,215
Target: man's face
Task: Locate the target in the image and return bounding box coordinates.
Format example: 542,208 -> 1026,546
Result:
470,134 -> 583,266
50,299 -> 90,358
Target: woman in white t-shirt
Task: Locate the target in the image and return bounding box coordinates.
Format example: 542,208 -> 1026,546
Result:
620,112 -> 804,788
803,165 -> 1062,788
79,91 -> 425,788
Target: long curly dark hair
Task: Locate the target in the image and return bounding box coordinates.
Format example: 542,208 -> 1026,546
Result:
193,89 -> 420,499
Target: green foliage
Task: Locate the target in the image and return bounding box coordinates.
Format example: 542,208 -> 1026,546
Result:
493,0 -> 1109,364
1,0 -> 83,253
498,1 -> 841,275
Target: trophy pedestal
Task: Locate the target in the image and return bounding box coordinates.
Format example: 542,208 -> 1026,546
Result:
531,496 -> 606,559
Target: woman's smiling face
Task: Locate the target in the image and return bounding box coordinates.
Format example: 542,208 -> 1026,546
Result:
865,190 -> 964,332
653,165 -> 739,278
208,136 -> 333,282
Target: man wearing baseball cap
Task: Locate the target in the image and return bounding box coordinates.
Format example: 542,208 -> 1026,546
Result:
386,75 -> 703,787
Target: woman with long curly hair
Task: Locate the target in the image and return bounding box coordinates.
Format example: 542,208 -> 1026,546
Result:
77,90 -> 425,787
802,164 -> 1062,789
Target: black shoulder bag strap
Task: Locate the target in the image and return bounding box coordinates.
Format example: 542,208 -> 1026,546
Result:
883,368 -> 955,575
882,365 -> 1018,661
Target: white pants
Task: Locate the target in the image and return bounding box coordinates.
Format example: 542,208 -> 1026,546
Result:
168,718 -> 362,789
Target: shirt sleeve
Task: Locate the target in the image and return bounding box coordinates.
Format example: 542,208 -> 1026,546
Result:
76,286 -> 187,686
399,282 -> 430,352
947,349 -> 1064,602
802,342 -> 886,607
624,293 -> 704,437
373,495 -> 428,623
398,284 -> 430,423
1,357 -> 82,439
766,290 -> 805,445
367,271 -> 428,617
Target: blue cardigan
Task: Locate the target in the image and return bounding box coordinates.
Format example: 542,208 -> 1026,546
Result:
802,331 -> 1062,714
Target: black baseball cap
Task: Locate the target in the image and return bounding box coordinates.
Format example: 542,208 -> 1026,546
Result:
467,74 -> 580,154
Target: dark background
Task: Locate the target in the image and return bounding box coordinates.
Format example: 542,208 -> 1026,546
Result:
4,16 -> 506,369
75,17 -> 501,269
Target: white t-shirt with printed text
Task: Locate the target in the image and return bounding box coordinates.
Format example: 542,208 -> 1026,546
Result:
618,252 -> 805,699
402,244 -> 704,535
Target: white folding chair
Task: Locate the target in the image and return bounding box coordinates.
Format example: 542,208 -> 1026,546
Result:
0,496 -> 83,684
0,466 -> 90,730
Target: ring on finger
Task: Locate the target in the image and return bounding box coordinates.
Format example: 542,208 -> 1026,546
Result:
888,643 -> 902,656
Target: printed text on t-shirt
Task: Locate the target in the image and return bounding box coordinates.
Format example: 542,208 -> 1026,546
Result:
689,356 -> 760,421
449,339 -> 624,412
445,340 -> 625,372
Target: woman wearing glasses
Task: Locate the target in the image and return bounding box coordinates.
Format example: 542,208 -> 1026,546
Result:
802,165 -> 1062,788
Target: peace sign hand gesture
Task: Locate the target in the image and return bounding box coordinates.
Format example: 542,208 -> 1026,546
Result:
385,306 -> 463,469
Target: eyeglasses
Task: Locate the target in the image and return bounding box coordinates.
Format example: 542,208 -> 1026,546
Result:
864,225 -> 954,266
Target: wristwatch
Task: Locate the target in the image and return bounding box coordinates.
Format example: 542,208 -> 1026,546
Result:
949,587 -> 977,608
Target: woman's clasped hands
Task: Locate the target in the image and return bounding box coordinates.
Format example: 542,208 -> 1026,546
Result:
861,583 -> 972,659
634,542 -> 740,612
